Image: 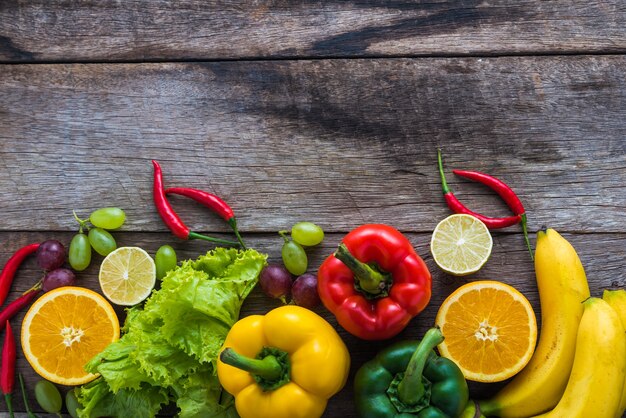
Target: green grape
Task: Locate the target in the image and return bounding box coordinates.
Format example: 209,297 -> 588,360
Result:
90,207 -> 126,230
291,222 -> 324,246
155,244 -> 177,280
34,380 -> 62,414
282,240 -> 307,276
65,389 -> 80,418
88,227 -> 117,256
69,232 -> 91,271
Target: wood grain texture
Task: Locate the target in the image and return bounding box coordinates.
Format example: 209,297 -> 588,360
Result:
1,230 -> 625,417
1,56 -> 625,234
1,1 -> 625,62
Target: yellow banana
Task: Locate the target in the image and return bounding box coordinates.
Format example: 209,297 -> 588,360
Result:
603,289 -> 626,417
532,297 -> 626,418
479,228 -> 590,417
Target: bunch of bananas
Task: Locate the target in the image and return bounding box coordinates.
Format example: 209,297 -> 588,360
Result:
470,229 -> 626,418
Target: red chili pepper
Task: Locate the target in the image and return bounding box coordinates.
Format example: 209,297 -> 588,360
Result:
151,160 -> 240,247
437,150 -> 533,260
453,169 -> 532,259
0,243 -> 39,308
165,187 -> 247,249
438,151 -> 521,228
0,288 -> 41,332
317,224 -> 431,340
1,320 -> 15,418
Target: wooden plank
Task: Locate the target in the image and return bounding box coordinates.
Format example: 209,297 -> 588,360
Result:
1,230 -> 624,416
0,1 -> 625,62
1,56 -> 625,234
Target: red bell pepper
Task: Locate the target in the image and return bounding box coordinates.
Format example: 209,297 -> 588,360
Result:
317,224 -> 431,340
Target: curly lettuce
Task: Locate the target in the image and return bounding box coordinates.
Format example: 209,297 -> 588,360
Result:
77,248 -> 267,418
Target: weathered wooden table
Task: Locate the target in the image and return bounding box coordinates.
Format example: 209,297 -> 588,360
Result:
1,1 -> 625,417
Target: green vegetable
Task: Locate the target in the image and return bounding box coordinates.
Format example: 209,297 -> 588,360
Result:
77,247 -> 267,418
155,245 -> 177,280
354,328 -> 469,418
291,222 -> 324,246
88,228 -> 117,256
90,207 -> 126,230
34,380 -> 62,416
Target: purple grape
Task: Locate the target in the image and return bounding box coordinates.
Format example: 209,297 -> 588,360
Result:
42,268 -> 76,292
36,240 -> 66,271
259,264 -> 292,303
292,273 -> 321,309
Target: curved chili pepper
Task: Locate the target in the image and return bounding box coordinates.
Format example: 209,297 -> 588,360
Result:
0,287 -> 42,332
438,152 -> 521,228
165,187 -> 247,249
151,160 -> 240,247
437,150 -> 533,260
453,169 -> 532,260
0,243 -> 40,308
1,320 -> 15,418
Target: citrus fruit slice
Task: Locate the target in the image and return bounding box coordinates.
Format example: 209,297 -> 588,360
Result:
435,280 -> 538,382
21,286 -> 120,385
430,214 -> 493,276
99,246 -> 156,306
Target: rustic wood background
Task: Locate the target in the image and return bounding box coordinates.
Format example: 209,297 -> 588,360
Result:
1,1 -> 625,417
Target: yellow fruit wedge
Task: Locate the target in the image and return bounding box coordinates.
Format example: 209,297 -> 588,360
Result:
435,280 -> 537,382
21,287 -> 120,385
99,246 -> 156,306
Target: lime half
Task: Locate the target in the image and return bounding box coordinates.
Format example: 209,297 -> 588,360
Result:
99,246 -> 156,306
430,214 -> 493,276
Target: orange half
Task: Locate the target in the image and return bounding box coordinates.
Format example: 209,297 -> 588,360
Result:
21,286 -> 120,385
435,280 -> 537,382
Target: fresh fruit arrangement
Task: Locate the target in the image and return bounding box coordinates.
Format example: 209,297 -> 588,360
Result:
0,156 -> 624,418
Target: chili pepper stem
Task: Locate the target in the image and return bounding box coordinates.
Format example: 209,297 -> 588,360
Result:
334,243 -> 388,296
220,347 -> 283,382
227,218 -> 247,250
397,327 -> 445,406
437,149 -> 451,194
187,232 -> 241,247
18,374 -> 37,418
521,213 -> 534,261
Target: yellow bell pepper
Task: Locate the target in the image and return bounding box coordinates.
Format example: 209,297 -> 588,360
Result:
217,305 -> 350,418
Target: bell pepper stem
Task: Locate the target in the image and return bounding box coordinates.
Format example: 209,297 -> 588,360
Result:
397,327 -> 445,406
188,231 -> 241,247
227,217 -> 247,250
437,149 -> 451,194
334,243 -> 387,295
220,347 -> 283,382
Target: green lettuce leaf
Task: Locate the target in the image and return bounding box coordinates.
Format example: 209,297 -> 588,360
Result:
172,366 -> 238,418
77,248 -> 267,418
77,378 -> 170,418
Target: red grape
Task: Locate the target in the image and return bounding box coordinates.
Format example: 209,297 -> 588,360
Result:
42,268 -> 76,292
292,273 -> 321,309
259,264 -> 292,303
36,240 -> 66,271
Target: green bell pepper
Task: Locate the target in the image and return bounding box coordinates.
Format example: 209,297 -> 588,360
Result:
354,328 -> 469,418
